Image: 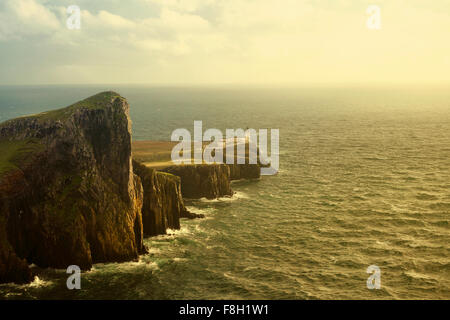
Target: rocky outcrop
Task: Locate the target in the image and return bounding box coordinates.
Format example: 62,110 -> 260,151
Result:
0,215 -> 32,284
132,160 -> 203,237
228,164 -> 260,180
0,92 -> 145,283
162,164 -> 233,199
0,91 -> 263,284
161,163 -> 260,199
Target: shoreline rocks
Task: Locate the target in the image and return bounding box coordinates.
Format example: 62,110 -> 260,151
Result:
162,164 -> 233,199
162,163 -> 260,199
133,160 -> 204,237
0,92 -> 145,283
0,92 -> 259,284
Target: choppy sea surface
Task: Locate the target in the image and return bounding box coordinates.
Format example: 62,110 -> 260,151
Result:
0,85 -> 449,300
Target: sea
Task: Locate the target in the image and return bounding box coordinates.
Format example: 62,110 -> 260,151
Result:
0,85 -> 449,299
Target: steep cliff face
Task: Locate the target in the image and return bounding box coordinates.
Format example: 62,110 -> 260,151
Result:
0,214 -> 32,284
162,164 -> 233,199
0,92 -> 145,283
161,163 -> 260,199
133,160 -> 201,237
228,164 -> 261,180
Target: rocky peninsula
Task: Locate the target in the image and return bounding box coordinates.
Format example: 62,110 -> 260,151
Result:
0,92 -> 260,284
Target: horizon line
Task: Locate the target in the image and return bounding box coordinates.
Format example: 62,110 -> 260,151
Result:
1,82 -> 450,88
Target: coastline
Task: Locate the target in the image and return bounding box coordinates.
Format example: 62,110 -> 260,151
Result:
0,92 -> 261,285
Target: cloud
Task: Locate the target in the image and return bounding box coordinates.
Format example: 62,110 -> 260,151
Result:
1,0 -> 450,84
72,5 -> 214,56
85,10 -> 137,29
0,0 -> 61,40
143,0 -> 215,13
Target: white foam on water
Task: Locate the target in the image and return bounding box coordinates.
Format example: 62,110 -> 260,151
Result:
0,275 -> 53,289
4,292 -> 23,298
195,224 -> 206,232
147,247 -> 162,254
148,226 -> 193,242
145,261 -> 160,271
28,276 -> 53,288
374,240 -> 391,249
166,226 -> 191,236
196,191 -> 249,203
185,206 -> 217,217
90,256 -> 159,275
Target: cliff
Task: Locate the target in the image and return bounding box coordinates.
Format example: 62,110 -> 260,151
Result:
228,164 -> 261,180
0,91 -> 262,284
162,164 -> 233,199
132,160 -> 202,237
0,92 -> 145,283
131,140 -> 261,199
161,163 -> 260,199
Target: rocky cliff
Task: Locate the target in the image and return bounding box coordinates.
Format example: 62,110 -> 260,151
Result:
0,91 -> 262,284
132,160 -> 202,237
161,164 -> 260,199
228,164 -> 261,180
0,92 -> 145,283
162,164 -> 233,199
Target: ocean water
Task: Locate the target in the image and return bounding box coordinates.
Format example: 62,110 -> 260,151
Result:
0,85 -> 449,300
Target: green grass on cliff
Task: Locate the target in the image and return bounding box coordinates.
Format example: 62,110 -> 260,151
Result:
1,91 -> 123,125
0,139 -> 43,177
0,92 -> 123,177
32,91 -> 123,122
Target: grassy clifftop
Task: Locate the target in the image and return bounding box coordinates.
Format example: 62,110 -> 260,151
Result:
0,91 -> 123,177
0,91 -> 123,125
1,91 -> 145,284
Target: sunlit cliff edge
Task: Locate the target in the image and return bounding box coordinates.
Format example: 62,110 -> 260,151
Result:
0,92 -> 260,284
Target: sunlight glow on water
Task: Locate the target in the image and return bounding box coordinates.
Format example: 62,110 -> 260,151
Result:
1,86 -> 449,299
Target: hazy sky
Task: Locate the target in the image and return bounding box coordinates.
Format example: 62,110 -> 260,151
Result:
0,0 -> 449,85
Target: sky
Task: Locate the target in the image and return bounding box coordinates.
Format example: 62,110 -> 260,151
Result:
0,0 -> 449,85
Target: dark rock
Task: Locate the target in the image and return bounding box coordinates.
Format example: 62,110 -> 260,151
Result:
0,91 -> 260,285
133,160 -> 202,237
162,163 -> 260,199
0,92 -> 144,283
162,164 -> 233,199
227,164 -> 261,180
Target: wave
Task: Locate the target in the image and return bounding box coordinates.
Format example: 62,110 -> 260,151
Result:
145,226 -> 193,242
91,258 -> 160,274
0,275 -> 53,290
196,191 -> 249,203
28,276 -> 53,288
429,202 -> 450,210
403,271 -> 439,284
416,193 -> 439,201
185,206 -> 217,216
